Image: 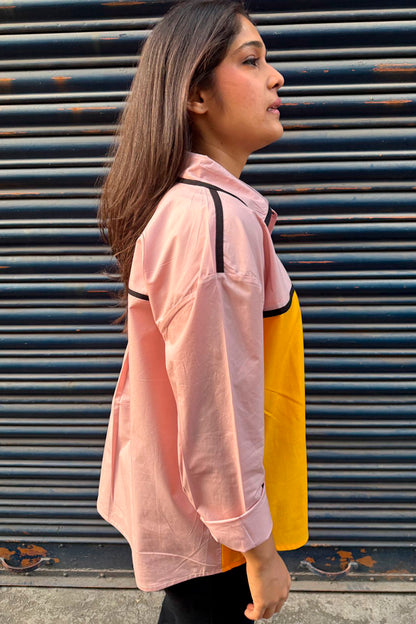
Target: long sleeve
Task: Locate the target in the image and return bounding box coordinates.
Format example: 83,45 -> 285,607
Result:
161,271 -> 273,553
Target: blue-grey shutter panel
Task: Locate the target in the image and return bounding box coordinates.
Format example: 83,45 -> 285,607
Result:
0,0 -> 415,576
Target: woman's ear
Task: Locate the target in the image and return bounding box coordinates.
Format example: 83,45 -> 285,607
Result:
187,86 -> 209,115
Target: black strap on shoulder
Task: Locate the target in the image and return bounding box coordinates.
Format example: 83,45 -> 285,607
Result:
208,188 -> 224,274
178,177 -> 229,274
177,177 -> 247,206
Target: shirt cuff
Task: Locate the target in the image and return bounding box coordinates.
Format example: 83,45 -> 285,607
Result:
201,485 -> 273,553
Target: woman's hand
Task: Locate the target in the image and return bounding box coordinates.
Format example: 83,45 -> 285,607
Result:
243,533 -> 291,621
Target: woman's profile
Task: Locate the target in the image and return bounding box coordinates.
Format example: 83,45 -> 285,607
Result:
97,1 -> 308,621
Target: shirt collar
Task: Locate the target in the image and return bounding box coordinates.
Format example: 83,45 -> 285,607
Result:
181,151 -> 273,223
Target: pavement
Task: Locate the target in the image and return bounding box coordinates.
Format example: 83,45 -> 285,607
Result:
1,585 -> 416,624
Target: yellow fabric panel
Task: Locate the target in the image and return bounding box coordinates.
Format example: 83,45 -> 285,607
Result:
263,291 -> 309,551
221,545 -> 246,573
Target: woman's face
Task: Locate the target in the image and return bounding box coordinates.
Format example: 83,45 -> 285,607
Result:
189,15 -> 284,174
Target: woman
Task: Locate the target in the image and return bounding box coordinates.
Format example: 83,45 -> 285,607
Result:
97,1 -> 308,622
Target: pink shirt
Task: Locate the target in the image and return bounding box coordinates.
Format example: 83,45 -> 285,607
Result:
97,152 -> 305,591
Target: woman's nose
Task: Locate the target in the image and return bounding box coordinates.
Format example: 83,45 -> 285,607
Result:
268,66 -> 284,90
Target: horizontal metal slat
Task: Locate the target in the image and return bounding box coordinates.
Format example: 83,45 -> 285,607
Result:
282,251 -> 416,270
277,222 -> 416,243
0,68 -> 132,98
254,9 -> 416,24
0,0 -> 169,21
260,21 -> 416,50
0,166 -> 104,188
244,160 -> 416,184
0,334 -> 125,349
0,228 -> 102,244
0,135 -> 111,159
268,191 -> 416,215
0,198 -> 99,218
0,282 -> 121,299
0,358 -> 122,374
306,404 -> 416,418
265,127 -> 416,152
1,30 -> 147,59
296,279 -> 416,296
0,403 -> 111,418
305,356 -> 416,373
302,305 -> 416,322
0,103 -> 119,126
0,445 -> 101,459
0,254 -> 112,273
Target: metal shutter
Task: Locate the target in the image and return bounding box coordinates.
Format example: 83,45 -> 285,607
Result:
0,0 -> 415,585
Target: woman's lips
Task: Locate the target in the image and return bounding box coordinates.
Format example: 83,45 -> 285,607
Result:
267,97 -> 282,114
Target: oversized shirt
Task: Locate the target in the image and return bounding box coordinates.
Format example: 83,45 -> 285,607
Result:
97,152 -> 308,591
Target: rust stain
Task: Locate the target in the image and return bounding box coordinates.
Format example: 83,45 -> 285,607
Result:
360,549 -> 366,553
365,99 -> 412,105
356,555 -> 376,568
0,191 -> 41,196
0,78 -> 14,83
329,186 -> 372,191
385,568 -> 411,581
18,544 -> 48,557
374,63 -> 415,73
63,106 -> 117,112
52,76 -> 71,83
337,550 -> 354,570
305,556 -> 315,564
0,547 -> 16,558
0,544 -> 60,570
100,36 -> 120,40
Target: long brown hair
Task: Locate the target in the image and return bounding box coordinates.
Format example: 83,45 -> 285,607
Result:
98,0 -> 249,312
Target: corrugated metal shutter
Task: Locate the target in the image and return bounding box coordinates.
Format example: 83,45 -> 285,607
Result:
1,0 -> 415,581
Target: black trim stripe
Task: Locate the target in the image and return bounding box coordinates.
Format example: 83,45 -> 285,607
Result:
128,288 -> 149,301
178,177 -> 247,206
209,188 -> 224,274
263,285 -> 295,317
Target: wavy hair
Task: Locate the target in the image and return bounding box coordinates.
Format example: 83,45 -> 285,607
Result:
98,0 -> 250,315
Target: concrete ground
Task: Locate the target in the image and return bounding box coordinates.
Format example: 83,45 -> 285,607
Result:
1,586 -> 416,624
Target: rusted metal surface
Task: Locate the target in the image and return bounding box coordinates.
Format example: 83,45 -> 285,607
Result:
0,543 -> 415,590
0,544 -> 57,573
301,559 -> 359,580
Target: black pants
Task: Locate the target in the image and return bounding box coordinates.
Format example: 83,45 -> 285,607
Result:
157,563 -> 253,624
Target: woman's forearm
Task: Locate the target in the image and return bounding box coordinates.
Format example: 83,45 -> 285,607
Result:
242,533 -> 291,621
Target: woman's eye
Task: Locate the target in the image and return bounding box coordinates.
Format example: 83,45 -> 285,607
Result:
244,57 -> 259,67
